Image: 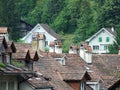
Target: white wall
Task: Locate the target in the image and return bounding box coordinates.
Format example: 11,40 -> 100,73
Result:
69,49 -> 78,54
49,46 -> 55,52
88,30 -> 115,53
55,45 -> 62,54
39,40 -> 45,51
23,24 -> 57,47
79,47 -> 92,63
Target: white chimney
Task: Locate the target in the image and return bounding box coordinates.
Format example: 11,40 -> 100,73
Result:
111,27 -> 114,32
79,43 -> 92,64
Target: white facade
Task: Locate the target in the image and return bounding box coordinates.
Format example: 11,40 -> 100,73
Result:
49,46 -> 55,53
79,47 -> 92,64
22,24 -> 57,47
86,28 -> 115,54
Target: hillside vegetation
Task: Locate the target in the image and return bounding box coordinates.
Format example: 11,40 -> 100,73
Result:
0,0 -> 120,52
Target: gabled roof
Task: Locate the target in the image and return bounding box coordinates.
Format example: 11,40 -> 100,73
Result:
13,43 -> 39,61
22,23 -> 61,40
86,27 -> 115,42
40,24 -> 61,40
0,27 -> 8,34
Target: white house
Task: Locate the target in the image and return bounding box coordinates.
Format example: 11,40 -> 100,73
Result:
85,27 -> 115,54
22,24 -> 61,51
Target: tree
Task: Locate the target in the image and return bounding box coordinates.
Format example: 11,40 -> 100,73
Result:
0,0 -> 21,41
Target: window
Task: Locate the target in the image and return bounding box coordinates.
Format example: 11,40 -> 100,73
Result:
99,37 -> 102,42
0,81 -> 6,90
106,37 -> 110,42
0,81 -> 15,90
104,45 -> 108,50
93,46 -> 99,50
45,41 -> 48,46
81,81 -> 85,90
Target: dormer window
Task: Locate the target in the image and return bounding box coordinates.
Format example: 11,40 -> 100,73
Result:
55,57 -> 65,65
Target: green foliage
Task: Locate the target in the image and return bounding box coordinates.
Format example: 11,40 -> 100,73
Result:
62,34 -> 74,53
45,47 -> 49,52
17,38 -> 25,43
0,63 -> 6,67
1,0 -> 120,51
11,60 -> 24,68
109,27 -> 120,54
108,42 -> 118,54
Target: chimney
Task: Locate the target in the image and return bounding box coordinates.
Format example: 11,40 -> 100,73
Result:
111,27 -> 114,32
79,42 -> 92,64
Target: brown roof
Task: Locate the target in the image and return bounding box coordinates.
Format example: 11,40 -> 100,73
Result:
91,54 -> 120,88
81,42 -> 92,52
40,24 -> 61,40
13,43 -> 39,61
33,56 -> 74,90
33,53 -> 91,89
0,27 -> 8,33
0,64 -> 35,74
27,76 -> 52,89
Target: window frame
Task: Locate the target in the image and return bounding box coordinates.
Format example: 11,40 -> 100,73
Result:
93,45 -> 99,50
106,37 -> 110,42
99,37 -> 102,42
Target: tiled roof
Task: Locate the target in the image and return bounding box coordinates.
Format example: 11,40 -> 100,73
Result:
40,24 -> 61,40
92,54 -> 120,88
28,75 -> 52,89
33,53 -> 91,89
81,42 -> 92,52
0,64 -> 34,74
33,57 -> 74,90
0,27 -> 8,33
13,43 -> 39,61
